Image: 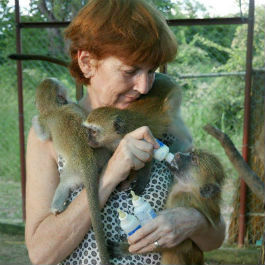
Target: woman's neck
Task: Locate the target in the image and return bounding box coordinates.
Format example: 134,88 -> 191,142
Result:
78,94 -> 92,112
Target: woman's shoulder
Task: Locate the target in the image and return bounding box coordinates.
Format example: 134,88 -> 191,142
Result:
27,126 -> 57,162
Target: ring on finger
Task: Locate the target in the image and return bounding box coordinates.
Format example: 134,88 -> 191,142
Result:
154,241 -> 160,248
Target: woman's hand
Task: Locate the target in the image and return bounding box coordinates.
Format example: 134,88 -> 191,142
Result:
105,126 -> 159,184
127,207 -> 207,253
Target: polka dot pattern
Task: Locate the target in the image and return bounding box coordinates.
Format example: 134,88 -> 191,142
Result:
58,135 -> 175,265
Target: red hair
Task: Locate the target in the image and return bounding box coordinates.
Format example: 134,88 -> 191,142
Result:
65,0 -> 177,84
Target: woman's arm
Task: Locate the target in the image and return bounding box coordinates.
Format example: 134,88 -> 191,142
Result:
25,128 -> 118,264
189,209 -> 226,251
26,126 -> 157,264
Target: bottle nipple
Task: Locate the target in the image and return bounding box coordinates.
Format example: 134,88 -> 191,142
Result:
165,152 -> 174,164
118,209 -> 126,219
131,191 -> 139,201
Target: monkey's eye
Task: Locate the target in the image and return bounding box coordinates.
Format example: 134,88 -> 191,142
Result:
191,154 -> 197,165
88,128 -> 97,136
174,153 -> 181,160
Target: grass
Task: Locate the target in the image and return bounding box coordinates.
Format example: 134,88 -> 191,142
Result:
0,229 -> 30,265
0,180 -> 23,225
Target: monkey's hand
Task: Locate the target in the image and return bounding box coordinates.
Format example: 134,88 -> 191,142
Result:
127,207 -> 206,254
106,126 -> 159,185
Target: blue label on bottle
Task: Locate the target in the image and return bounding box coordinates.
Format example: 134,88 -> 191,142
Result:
128,225 -> 142,236
150,209 -> 157,219
156,139 -> 164,147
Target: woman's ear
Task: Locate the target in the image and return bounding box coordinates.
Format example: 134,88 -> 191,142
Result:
77,50 -> 97,78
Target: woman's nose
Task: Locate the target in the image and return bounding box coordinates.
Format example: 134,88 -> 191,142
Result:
133,72 -> 153,94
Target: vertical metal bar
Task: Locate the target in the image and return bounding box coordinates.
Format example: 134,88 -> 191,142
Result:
75,83 -> 84,101
15,0 -> 26,221
159,64 -> 167,74
238,0 -> 255,247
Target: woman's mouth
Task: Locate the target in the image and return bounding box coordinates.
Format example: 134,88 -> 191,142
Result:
124,95 -> 140,102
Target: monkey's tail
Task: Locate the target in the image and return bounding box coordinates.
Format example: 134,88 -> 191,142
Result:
81,156 -> 111,265
8,53 -> 69,67
107,240 -> 130,258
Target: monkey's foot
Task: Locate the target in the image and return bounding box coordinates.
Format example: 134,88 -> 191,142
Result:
51,201 -> 68,215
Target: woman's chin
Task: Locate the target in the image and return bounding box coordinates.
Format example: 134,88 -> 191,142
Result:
114,102 -> 131,109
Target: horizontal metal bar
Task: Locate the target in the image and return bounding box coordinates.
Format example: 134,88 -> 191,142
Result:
19,21 -> 70,28
176,71 -> 246,79
17,17 -> 248,29
167,17 -> 248,26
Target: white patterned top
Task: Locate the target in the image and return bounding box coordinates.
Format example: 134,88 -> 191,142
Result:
58,134 -> 176,265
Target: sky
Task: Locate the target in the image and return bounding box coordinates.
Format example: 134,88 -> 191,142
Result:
17,0 -> 265,16
197,0 -> 265,16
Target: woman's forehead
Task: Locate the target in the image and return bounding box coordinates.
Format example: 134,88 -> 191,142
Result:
99,56 -> 156,70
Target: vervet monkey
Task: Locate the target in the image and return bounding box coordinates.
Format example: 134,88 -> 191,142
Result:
108,149 -> 225,265
32,76 -> 175,265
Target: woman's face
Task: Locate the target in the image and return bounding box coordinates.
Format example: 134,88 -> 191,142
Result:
83,55 -> 156,109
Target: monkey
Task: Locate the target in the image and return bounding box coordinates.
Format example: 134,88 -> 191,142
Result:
33,78 -> 112,264
160,149 -> 225,265
32,76 -> 174,265
108,149 -> 225,265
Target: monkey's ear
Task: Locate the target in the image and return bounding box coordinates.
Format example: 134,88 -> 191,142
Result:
113,116 -> 126,135
200,183 -> 220,198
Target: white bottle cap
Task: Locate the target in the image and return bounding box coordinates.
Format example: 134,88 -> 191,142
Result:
153,139 -> 169,161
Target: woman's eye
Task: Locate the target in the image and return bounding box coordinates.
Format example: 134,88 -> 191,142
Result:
124,69 -> 138,75
148,68 -> 156,75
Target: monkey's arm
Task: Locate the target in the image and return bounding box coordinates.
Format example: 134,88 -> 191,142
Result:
25,128 -> 118,264
127,207 -> 225,254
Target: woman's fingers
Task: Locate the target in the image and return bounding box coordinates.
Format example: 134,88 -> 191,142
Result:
127,126 -> 159,148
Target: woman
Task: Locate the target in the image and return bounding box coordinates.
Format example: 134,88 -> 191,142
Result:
25,0 -> 225,264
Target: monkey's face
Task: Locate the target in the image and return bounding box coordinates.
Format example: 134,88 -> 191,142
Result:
169,152 -> 197,178
82,122 -> 103,148
83,108 -> 126,151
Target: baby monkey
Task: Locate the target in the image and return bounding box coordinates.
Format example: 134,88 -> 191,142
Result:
162,149 -> 225,265
33,77 -> 171,265
109,149 -> 225,265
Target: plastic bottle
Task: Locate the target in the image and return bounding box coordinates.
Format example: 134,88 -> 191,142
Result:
153,139 -> 174,163
118,209 -> 142,236
131,191 -> 157,225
